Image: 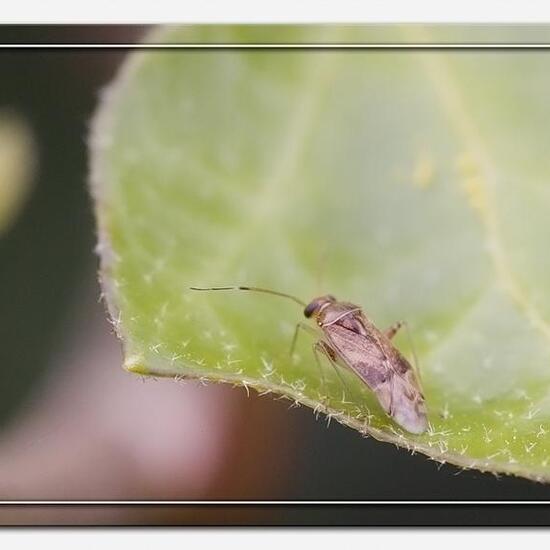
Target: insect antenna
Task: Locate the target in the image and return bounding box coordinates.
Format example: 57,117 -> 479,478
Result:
190,286 -> 307,307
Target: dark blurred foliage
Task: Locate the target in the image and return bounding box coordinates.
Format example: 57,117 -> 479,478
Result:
0,27 -> 548,525
0,28 -> 136,424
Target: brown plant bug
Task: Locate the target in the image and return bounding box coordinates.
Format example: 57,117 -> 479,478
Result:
190,286 -> 428,434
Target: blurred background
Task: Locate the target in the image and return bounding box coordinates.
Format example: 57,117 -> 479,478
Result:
0,26 -> 549,525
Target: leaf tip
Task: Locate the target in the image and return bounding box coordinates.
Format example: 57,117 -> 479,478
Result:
124,354 -> 148,374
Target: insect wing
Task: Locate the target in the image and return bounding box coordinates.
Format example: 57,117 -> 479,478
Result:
323,312 -> 427,434
324,321 -> 390,392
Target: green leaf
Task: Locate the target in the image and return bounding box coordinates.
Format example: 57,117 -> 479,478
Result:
90,25 -> 550,481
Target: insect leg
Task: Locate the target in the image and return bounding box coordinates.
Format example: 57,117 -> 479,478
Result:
313,341 -> 354,405
289,322 -> 319,357
384,320 -> 404,340
389,320 -> 423,392
310,341 -> 328,403
402,321 -> 423,390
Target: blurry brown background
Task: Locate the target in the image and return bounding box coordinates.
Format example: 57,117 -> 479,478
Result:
0,26 -> 549,525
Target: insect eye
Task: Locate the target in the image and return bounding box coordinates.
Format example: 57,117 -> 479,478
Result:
303,301 -> 317,318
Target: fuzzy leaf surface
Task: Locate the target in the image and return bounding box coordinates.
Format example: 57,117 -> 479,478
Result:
91,26 -> 550,481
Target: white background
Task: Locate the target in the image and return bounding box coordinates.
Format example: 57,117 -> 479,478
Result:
0,531 -> 546,548
0,0 -> 550,24
1,0 -> 549,545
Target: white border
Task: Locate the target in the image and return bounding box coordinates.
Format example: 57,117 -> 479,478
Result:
1,31 -> 550,508
4,0 -> 550,24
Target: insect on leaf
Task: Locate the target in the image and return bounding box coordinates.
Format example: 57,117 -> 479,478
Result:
90,25 -> 550,482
